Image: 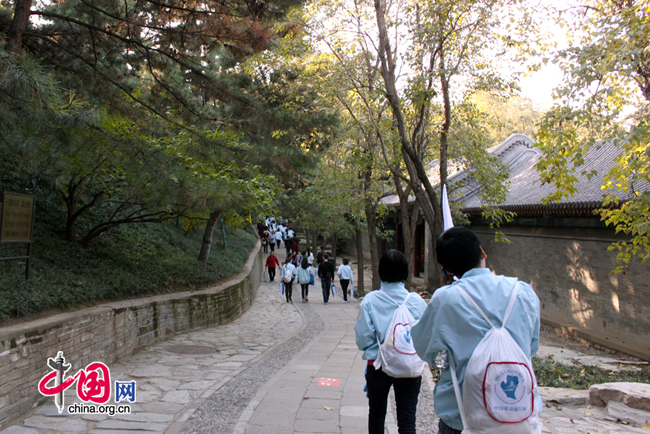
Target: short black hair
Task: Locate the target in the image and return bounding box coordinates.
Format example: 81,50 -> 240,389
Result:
342,258 -> 349,265
436,227 -> 482,278
378,250 -> 409,282
323,252 -> 329,260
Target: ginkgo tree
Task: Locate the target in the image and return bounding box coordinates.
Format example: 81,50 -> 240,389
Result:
535,0 -> 650,272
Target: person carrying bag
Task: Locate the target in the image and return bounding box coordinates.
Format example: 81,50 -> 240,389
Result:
355,250 -> 427,434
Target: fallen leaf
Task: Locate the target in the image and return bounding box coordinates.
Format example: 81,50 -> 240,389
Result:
323,406 -> 334,411
587,405 -> 593,409
585,411 -> 592,416
641,421 -> 650,430
570,419 -> 574,424
621,420 -> 630,425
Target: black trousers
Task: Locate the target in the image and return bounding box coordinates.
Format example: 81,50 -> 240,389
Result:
366,365 -> 421,434
339,279 -> 349,301
268,267 -> 276,281
285,281 -> 293,302
438,419 -> 462,434
301,283 -> 309,299
321,277 -> 331,303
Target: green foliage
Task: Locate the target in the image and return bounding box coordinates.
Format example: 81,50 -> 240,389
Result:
536,0 -> 650,271
532,356 -> 650,390
0,51 -> 296,248
473,92 -> 542,146
0,191 -> 257,320
430,356 -> 650,389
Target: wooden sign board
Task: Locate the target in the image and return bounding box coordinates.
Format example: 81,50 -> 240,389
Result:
1,192 -> 35,243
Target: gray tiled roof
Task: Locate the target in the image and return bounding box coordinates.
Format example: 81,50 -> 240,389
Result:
379,134 -> 648,213
457,134 -> 649,212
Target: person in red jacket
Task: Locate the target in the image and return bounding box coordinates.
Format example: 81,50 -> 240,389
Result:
265,252 -> 281,282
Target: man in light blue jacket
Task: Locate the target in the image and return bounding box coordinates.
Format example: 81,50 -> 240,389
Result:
355,250 -> 427,434
411,227 -> 540,434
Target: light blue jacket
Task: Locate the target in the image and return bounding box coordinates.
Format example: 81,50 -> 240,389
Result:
411,268 -> 541,431
355,282 -> 427,361
281,263 -> 297,281
296,266 -> 313,284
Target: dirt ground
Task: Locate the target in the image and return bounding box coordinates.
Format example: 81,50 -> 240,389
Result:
539,323 -> 643,362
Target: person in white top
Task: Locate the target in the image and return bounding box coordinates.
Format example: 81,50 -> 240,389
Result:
280,259 -> 297,303
337,258 -> 354,302
274,229 -> 283,249
306,249 -> 314,266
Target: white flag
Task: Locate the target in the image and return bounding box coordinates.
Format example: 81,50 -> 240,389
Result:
442,184 -> 454,231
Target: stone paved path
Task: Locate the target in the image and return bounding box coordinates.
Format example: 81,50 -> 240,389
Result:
1,247 -> 646,434
1,261 -> 303,434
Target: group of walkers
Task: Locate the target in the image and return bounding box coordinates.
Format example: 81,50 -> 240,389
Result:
257,217 -> 301,256
262,217 -> 541,434
264,238 -> 354,305
354,227 -> 541,434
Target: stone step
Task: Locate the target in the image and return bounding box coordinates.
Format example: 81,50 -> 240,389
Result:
540,387 -> 590,406
606,401 -> 650,427
590,382 -> 650,412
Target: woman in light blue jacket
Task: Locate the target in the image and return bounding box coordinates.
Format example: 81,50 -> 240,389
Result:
355,250 -> 427,434
297,259 -> 314,303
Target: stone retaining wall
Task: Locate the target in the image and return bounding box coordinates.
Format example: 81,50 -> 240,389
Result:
475,225 -> 649,361
0,244 -> 262,429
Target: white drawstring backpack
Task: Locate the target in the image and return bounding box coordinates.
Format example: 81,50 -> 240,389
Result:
374,293 -> 426,378
449,282 -> 542,434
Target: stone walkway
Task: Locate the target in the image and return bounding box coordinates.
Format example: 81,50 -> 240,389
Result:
1,261 -> 304,434
1,248 -> 647,433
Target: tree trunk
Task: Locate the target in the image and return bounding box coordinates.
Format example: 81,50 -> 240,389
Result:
305,227 -> 311,251
63,192 -> 79,241
310,230 -> 317,253
5,0 -> 33,54
354,227 -> 365,296
439,62 -> 451,190
198,209 -> 223,263
400,203 -> 419,291
80,223 -> 116,248
375,0 -> 446,287
331,233 -> 338,259
364,200 -> 381,291
393,175 -> 417,290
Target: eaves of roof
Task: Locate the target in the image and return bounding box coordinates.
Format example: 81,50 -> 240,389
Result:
462,200 -> 615,217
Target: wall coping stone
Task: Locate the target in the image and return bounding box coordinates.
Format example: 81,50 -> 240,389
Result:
0,240 -> 260,342
0,239 -> 262,429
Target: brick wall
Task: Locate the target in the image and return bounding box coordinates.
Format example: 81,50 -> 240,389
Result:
474,225 -> 649,360
0,245 -> 262,428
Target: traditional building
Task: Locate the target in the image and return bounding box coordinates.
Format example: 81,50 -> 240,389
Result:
384,134 -> 650,359
457,134 -> 649,359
